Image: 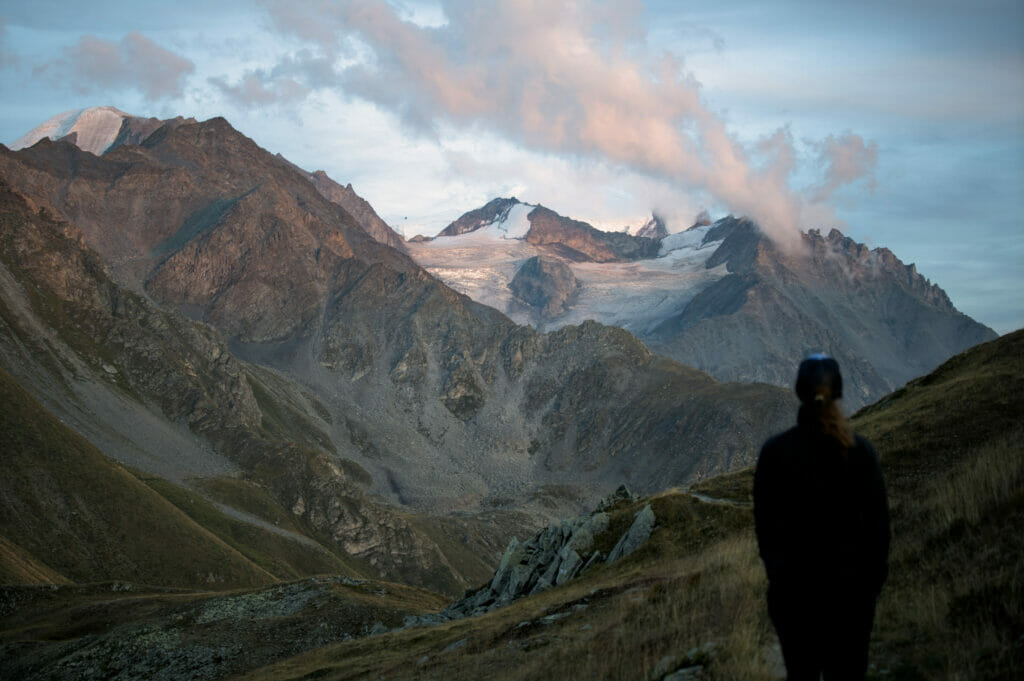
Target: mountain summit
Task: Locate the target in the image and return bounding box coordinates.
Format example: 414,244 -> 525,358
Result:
12,106 -> 196,156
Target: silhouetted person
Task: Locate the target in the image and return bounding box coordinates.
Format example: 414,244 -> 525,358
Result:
754,355 -> 890,681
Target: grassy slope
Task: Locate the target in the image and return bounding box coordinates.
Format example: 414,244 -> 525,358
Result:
852,330 -> 1024,680
235,330 -> 1024,681
0,365 -> 304,590
139,476 -> 367,583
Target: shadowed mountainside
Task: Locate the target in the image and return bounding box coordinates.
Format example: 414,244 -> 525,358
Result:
0,180 -> 516,595
241,328 -> 1024,680
0,119 -> 794,522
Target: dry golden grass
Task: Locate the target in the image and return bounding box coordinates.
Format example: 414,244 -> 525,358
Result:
871,433 -> 1024,680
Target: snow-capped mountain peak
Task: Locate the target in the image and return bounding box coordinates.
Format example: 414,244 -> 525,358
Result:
475,201 -> 536,240
12,106 -> 133,155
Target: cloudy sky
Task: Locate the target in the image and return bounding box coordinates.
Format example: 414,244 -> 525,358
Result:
1,0 -> 1021,333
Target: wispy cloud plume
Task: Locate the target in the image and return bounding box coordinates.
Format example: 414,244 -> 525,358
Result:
257,0 -> 875,244
810,133 -> 878,203
37,31 -> 194,100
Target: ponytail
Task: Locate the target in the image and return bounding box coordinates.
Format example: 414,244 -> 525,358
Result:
808,385 -> 854,450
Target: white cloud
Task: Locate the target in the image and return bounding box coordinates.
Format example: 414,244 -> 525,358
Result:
248,0 -> 878,246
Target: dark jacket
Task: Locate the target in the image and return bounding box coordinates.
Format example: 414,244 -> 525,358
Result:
754,408 -> 890,597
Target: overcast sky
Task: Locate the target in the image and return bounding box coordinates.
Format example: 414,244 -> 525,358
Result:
1,0 -> 1021,333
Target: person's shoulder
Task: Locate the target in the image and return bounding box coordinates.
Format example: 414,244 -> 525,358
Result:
760,427 -> 799,458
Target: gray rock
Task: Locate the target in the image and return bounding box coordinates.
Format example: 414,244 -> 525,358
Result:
509,255 -> 580,320
607,504 -> 656,563
439,503 -> 655,620
663,666 -> 703,681
555,549 -> 583,585
441,638 -> 468,653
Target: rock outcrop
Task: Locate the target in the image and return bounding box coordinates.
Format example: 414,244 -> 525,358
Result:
635,213 -> 669,240
524,205 -> 661,263
437,497 -> 657,620
303,169 -> 407,251
509,255 -> 580,320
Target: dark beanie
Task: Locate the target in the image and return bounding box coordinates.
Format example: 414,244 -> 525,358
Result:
795,353 -> 843,403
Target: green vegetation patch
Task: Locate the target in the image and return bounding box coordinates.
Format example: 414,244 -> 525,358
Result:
138,475 -> 363,582
0,366 -> 273,590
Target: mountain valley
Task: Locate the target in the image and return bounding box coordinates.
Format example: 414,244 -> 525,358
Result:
0,107 -> 1017,680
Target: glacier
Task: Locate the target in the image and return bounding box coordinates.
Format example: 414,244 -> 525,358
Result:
407,212 -> 728,334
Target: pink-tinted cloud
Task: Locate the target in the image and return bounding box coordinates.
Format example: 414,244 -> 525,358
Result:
38,31 -> 193,100
810,133 -> 878,202
260,0 -> 877,244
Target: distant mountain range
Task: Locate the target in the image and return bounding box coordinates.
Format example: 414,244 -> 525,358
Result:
17,108 -> 992,409
410,198 -> 996,407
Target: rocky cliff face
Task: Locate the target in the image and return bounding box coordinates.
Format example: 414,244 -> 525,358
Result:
439,197 -> 520,237
523,206 -> 661,263
634,214 -> 669,240
646,218 -> 997,407
509,255 -> 580,320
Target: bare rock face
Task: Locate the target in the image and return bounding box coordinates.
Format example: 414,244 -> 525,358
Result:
438,502 -> 655,619
304,169 -> 407,252
109,115 -> 196,150
436,199 -> 660,263
524,205 -> 661,263
635,213 -> 669,240
509,255 -> 580,320
0,180 -> 507,595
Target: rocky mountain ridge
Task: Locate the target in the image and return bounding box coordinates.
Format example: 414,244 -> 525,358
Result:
437,197 -> 660,263
645,217 -> 996,405
411,199 -> 995,408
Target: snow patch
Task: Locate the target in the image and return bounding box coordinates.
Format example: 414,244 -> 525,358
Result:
479,202 -> 535,240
